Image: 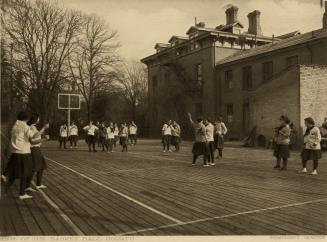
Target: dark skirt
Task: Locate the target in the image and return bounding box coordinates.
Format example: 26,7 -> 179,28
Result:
206,141 -> 215,153
214,134 -> 224,149
162,135 -> 171,145
120,136 -> 127,146
273,144 -> 290,159
31,147 -> 47,172
59,136 -> 67,142
301,149 -> 322,161
171,136 -> 180,146
86,135 -> 95,144
4,153 -> 33,179
192,142 -> 206,156
107,138 -> 115,145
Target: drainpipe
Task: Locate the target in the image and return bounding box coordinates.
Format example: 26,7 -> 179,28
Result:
213,38 -> 217,117
306,42 -> 313,64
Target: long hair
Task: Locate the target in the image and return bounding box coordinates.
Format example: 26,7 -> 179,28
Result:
27,113 -> 39,125
17,111 -> 29,121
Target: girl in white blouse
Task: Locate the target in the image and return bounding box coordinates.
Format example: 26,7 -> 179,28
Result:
299,117 -> 322,175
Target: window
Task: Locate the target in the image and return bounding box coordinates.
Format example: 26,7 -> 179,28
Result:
262,61 -> 273,82
242,66 -> 252,90
286,55 -> 298,68
196,64 -> 203,81
225,70 -> 233,90
195,41 -> 200,49
195,103 -> 203,116
226,104 -> 233,123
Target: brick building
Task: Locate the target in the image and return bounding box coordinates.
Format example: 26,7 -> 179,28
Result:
142,6 -> 274,138
142,4 -> 327,143
216,28 -> 327,146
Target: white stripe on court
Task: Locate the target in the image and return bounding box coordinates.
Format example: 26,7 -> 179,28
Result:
116,197 -> 327,236
31,182 -> 84,235
131,151 -> 265,165
45,156 -> 183,224
114,165 -> 186,173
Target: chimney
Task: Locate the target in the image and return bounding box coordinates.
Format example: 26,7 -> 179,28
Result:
225,6 -> 238,25
196,22 -> 205,28
248,10 -> 262,35
323,1 -> 327,29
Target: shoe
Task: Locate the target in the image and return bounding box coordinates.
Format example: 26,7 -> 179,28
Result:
169,150 -> 172,152
70,147 -> 73,149
191,163 -> 196,166
25,187 -> 36,192
273,165 -> 281,169
210,163 -> 216,166
203,164 -> 210,167
111,150 -> 114,153
36,185 -> 47,189
310,170 -> 318,175
163,150 -> 166,153
1,175 -> 7,183
280,167 -> 287,171
298,168 -> 307,173
19,194 -> 33,200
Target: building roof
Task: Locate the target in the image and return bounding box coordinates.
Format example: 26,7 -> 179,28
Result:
216,28 -> 327,66
216,21 -> 244,30
276,31 -> 301,39
154,43 -> 170,49
185,25 -> 273,40
168,35 -> 188,43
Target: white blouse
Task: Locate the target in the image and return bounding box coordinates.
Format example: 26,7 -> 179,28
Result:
11,120 -> 34,154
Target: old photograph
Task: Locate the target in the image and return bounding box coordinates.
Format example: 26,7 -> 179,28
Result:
0,0 -> 327,239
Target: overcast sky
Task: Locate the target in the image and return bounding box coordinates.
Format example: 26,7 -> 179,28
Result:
59,0 -> 324,61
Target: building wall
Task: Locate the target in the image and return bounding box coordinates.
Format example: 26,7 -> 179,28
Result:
146,42 -> 241,138
300,65 -> 327,130
216,36 -> 327,140
249,66 -> 300,146
147,46 -> 215,138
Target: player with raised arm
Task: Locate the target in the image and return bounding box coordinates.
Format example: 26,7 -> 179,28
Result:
187,112 -> 209,167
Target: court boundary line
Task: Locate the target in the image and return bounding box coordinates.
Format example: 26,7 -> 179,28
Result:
131,151 -> 271,165
113,165 -> 186,173
31,181 -> 84,235
116,197 -> 327,235
45,156 -> 183,224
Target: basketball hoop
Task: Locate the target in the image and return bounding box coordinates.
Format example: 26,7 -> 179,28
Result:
58,93 -> 81,136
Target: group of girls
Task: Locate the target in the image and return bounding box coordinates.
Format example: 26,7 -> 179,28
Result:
161,120 -> 181,152
1,112 -> 49,200
273,115 -> 322,175
68,120 -> 137,152
58,121 -> 78,149
181,113 -> 228,167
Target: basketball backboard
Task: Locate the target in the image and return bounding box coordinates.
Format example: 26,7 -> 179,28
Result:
58,93 -> 81,110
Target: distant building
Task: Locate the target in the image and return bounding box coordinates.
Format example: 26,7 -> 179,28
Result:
216,29 -> 327,146
142,3 -> 327,144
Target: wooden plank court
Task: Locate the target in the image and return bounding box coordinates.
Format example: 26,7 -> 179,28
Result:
1,139 -> 327,236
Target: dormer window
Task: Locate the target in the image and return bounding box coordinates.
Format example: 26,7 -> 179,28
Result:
189,31 -> 198,39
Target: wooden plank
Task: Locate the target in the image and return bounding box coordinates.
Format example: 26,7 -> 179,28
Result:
40,140 -> 327,235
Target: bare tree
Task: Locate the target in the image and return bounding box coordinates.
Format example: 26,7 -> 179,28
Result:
2,0 -> 82,123
68,14 -> 119,121
116,62 -> 148,120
